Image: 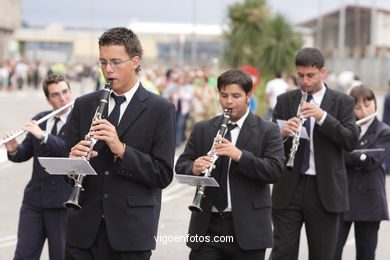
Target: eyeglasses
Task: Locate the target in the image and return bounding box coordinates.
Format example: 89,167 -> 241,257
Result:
49,88 -> 71,99
97,58 -> 133,68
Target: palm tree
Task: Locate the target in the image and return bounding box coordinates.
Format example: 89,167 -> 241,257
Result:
224,0 -> 269,67
224,1 -> 302,75
258,14 -> 303,74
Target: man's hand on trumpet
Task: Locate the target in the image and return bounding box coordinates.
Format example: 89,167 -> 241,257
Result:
2,120 -> 44,153
22,120 -> 44,140
3,132 -> 18,153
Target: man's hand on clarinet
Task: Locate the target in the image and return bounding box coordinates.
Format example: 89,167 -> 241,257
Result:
69,140 -> 97,158
192,156 -> 213,176
281,117 -> 300,138
214,137 -> 241,161
91,119 -> 125,159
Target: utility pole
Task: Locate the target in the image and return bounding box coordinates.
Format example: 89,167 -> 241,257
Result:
338,2 -> 346,70
191,0 -> 198,65
370,0 -> 377,57
316,0 -> 323,50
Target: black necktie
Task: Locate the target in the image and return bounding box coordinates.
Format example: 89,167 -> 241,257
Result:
108,93 -> 126,126
301,95 -> 313,174
214,123 -> 237,212
51,117 -> 61,135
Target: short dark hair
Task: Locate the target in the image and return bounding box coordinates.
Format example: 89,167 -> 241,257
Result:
42,74 -> 70,97
217,69 -> 252,94
349,85 -> 377,110
98,27 -> 143,73
295,47 -> 325,69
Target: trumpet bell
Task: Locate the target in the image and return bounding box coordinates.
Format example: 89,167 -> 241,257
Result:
188,189 -> 204,212
188,204 -> 203,212
64,186 -> 82,210
64,201 -> 81,211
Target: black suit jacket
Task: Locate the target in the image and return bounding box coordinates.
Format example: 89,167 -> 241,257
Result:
175,112 -> 285,250
343,118 -> 390,221
64,85 -> 176,251
8,111 -> 72,208
272,87 -> 359,213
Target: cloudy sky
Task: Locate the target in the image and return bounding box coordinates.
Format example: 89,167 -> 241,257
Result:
22,0 -> 390,29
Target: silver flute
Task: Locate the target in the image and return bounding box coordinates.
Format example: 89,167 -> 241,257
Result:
356,112 -> 377,126
286,91 -> 308,169
0,101 -> 74,146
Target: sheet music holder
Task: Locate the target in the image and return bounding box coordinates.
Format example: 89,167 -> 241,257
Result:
351,148 -> 385,153
175,174 -> 220,187
38,157 -> 97,175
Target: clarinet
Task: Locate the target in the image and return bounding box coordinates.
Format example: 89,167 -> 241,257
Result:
64,80 -> 112,210
286,91 -> 308,169
188,109 -> 232,212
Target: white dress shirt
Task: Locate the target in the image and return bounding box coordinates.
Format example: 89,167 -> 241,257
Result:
42,109 -> 71,143
108,80 -> 140,124
304,84 -> 327,176
212,108 -> 250,212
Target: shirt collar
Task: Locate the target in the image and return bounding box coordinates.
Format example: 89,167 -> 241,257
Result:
360,116 -> 375,138
229,108 -> 250,129
112,80 -> 140,102
311,82 -> 326,105
56,108 -> 71,123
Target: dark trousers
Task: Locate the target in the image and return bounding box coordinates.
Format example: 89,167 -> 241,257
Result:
334,221 -> 380,260
271,175 -> 340,260
190,213 -> 266,260
14,204 -> 67,260
65,220 -> 151,260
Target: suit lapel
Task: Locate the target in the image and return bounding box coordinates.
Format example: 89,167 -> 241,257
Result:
359,117 -> 378,147
38,112 -> 49,131
319,85 -> 335,114
289,90 -> 302,119
236,112 -> 257,149
117,85 -> 147,138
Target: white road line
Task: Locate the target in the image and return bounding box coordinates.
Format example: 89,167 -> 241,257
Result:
0,148 -> 7,163
0,235 -> 17,249
0,235 -> 17,243
162,187 -> 192,203
164,181 -> 187,195
0,161 -> 13,171
0,240 -> 17,249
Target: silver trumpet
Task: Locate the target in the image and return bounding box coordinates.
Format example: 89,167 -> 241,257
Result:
64,80 -> 112,210
356,112 -> 377,126
286,91 -> 308,169
189,108 -> 232,212
0,101 -> 74,146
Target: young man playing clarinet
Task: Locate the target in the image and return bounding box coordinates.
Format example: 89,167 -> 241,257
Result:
270,47 -> 359,260
65,27 -> 176,260
176,68 -> 285,260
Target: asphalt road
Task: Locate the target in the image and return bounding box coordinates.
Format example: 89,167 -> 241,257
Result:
0,80 -> 389,260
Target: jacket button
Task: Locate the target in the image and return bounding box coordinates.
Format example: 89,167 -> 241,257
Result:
104,171 -> 110,176
103,194 -> 109,199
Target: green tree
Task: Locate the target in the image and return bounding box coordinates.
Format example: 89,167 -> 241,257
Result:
224,0 -> 303,74
223,0 -> 303,116
224,0 -> 269,67
258,14 -> 303,75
